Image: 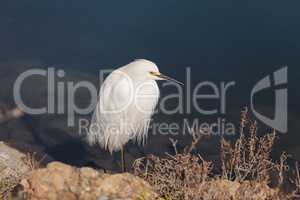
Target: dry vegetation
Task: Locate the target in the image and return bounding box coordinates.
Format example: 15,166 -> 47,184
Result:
2,107 -> 300,200
134,108 -> 300,200
0,176 -> 20,200
0,152 -> 41,199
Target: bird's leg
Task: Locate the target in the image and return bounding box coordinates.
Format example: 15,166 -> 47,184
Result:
121,146 -> 126,172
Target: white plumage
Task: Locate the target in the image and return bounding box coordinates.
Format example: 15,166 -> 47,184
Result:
88,59 -> 161,153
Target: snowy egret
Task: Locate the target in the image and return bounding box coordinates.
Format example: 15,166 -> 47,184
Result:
88,59 -> 183,171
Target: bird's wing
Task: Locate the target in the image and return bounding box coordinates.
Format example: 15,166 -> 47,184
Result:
88,70 -> 133,151
99,70 -> 133,112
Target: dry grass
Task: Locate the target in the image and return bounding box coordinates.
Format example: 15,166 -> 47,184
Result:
134,152 -> 212,199
220,108 -> 286,184
0,152 -> 42,199
133,108 -> 300,200
0,176 -> 20,200
21,152 -> 43,171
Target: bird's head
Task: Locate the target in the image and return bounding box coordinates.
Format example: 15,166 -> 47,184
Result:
127,59 -> 183,85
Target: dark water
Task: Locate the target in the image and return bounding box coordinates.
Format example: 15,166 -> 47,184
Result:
1,1 -> 299,101
0,1 -> 299,167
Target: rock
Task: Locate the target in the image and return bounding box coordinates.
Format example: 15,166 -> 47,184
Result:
0,141 -> 30,197
22,162 -> 158,200
0,141 -> 30,179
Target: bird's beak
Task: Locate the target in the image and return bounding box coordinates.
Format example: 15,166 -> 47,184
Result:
150,72 -> 184,85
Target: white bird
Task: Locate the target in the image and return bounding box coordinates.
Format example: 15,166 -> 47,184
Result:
88,59 -> 183,171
